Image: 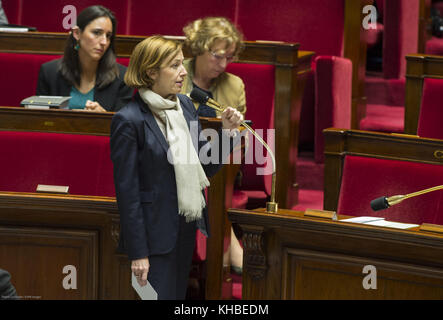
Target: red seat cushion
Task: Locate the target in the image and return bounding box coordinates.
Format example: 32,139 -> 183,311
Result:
417,78 -> 443,140
338,155 -> 443,225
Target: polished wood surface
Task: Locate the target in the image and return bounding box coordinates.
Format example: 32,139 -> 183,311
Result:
0,31 -> 313,209
404,54 -> 443,134
228,207 -> 443,299
0,107 -> 113,135
323,128 -> 443,211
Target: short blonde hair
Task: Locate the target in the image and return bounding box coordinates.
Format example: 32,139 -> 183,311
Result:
183,17 -> 244,57
124,36 -> 182,89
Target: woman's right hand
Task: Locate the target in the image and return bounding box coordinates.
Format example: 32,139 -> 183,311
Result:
131,257 -> 150,287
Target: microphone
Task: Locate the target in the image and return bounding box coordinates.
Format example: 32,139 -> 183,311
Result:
371,185 -> 443,211
190,87 -> 278,213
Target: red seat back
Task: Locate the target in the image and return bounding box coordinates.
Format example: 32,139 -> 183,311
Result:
338,155 -> 443,225
417,78 -> 443,140
225,63 -> 275,194
0,53 -> 61,107
0,131 -> 115,197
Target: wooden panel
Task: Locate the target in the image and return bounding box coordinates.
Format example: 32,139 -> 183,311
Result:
0,226 -> 98,299
283,249 -> 443,299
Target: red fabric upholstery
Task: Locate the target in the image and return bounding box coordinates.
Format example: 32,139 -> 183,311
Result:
338,155 -> 443,225
0,131 -> 115,197
417,78 -> 443,139
226,63 -> 275,199
2,0 -> 20,24
0,53 -> 61,107
425,36 -> 443,56
383,0 -> 420,79
236,0 -> 344,57
359,104 -> 405,133
127,0 -> 236,36
18,0 -> 128,34
314,56 -> 352,163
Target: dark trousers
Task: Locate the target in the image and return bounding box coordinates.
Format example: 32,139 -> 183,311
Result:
147,215 -> 197,300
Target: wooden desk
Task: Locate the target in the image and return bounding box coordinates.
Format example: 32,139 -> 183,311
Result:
228,207 -> 443,299
404,54 -> 443,134
0,32 -> 314,208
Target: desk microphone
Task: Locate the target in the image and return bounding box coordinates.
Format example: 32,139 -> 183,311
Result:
190,87 -> 278,213
370,185 -> 443,211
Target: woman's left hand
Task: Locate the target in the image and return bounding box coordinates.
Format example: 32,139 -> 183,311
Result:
85,100 -> 107,112
221,107 -> 243,130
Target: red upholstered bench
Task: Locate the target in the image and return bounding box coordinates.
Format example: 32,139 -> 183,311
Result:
338,155 -> 443,225
0,130 -> 115,197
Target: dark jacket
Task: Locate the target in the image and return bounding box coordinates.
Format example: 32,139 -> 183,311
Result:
36,58 -> 133,112
0,269 -> 17,299
110,93 -> 235,260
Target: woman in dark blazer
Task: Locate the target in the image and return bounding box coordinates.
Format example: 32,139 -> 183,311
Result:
36,5 -> 132,112
110,36 -> 243,299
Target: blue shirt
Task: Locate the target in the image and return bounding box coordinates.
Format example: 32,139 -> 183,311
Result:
68,86 -> 94,109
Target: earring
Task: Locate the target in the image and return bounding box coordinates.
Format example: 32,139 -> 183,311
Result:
74,42 -> 80,51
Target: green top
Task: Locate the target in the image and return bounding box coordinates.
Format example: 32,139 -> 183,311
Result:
68,86 -> 94,109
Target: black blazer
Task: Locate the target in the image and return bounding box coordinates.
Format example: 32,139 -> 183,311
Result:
110,93 -> 235,260
36,59 -> 133,112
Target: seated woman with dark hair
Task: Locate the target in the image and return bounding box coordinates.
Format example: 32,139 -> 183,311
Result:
36,5 -> 132,112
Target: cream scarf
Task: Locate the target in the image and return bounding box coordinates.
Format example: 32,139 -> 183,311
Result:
139,88 -> 210,222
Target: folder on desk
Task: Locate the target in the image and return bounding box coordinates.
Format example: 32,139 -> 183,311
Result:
21,95 -> 71,109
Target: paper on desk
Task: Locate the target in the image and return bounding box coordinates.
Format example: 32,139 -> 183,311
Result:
131,273 -> 158,300
340,216 -> 386,224
364,219 -> 419,229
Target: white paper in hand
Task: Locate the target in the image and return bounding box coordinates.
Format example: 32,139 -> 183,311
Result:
131,273 -> 158,300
